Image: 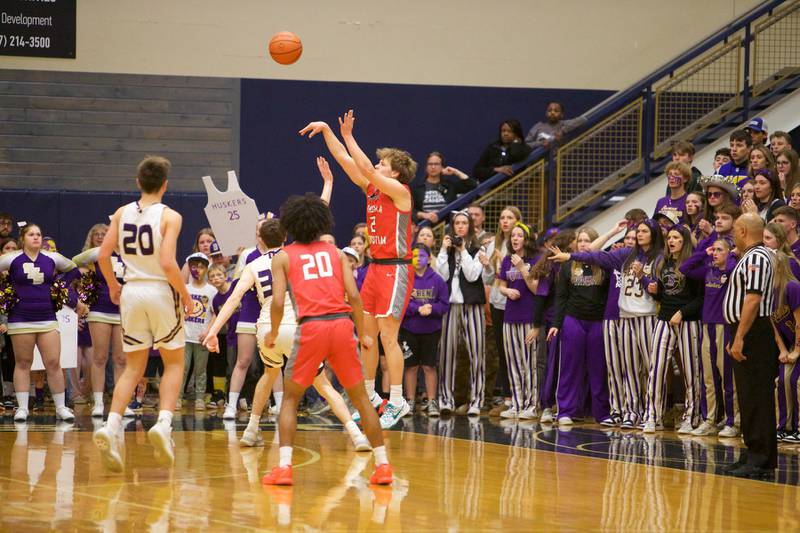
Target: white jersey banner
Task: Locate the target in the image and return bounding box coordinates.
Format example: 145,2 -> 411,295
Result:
202,171 -> 260,257
33,306 -> 78,370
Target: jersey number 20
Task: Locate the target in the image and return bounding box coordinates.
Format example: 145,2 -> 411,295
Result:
300,252 -> 333,280
122,224 -> 155,256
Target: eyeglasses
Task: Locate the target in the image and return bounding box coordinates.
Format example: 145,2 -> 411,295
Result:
707,191 -> 723,198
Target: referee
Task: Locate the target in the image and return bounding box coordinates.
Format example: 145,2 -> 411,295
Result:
723,213 -> 778,479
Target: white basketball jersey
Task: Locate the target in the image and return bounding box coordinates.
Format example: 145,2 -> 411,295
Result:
618,260 -> 658,318
247,249 -> 296,326
118,202 -> 167,282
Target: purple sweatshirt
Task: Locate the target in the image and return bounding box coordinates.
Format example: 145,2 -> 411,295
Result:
653,193 -> 687,223
499,255 -> 537,324
401,267 -> 449,335
773,280 -> 800,347
680,250 -> 737,324
212,280 -> 240,348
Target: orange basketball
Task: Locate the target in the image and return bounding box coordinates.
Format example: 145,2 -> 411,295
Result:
269,31 -> 302,65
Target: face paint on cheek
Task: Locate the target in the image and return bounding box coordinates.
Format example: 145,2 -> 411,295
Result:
413,250 -> 429,269
189,265 -> 201,280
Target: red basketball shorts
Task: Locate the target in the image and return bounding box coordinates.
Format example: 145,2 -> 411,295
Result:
285,317 -> 363,389
360,262 -> 413,320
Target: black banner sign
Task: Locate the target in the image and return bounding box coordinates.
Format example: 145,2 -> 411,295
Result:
0,0 -> 76,59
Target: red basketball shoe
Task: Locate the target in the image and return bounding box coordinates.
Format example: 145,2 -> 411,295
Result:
369,463 -> 393,485
262,465 -> 293,485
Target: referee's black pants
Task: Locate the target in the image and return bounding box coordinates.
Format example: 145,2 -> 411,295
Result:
730,316 -> 779,469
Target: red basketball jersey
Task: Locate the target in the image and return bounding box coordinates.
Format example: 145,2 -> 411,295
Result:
285,241 -> 351,319
365,183 -> 412,260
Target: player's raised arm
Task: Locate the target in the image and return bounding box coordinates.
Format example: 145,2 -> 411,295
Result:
159,208 -> 192,314
299,121 -> 369,192
98,207 -> 123,303
339,109 -> 412,212
317,156 -> 334,205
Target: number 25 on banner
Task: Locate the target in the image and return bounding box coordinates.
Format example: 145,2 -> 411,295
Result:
202,171 -> 260,257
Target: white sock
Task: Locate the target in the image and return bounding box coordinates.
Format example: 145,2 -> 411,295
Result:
228,391 -> 240,408
106,412 -> 122,434
15,392 -> 29,411
345,420 -> 362,441
247,414 -> 260,432
389,385 -> 403,406
93,392 -> 104,406
273,392 -> 283,411
157,410 -> 173,427
279,446 -> 293,467
373,445 -> 388,466
53,392 -> 66,410
365,380 -> 376,398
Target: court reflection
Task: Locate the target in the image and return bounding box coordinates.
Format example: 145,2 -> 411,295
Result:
0,413 -> 799,530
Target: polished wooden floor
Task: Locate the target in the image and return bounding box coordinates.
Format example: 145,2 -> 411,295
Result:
1,407 -> 799,531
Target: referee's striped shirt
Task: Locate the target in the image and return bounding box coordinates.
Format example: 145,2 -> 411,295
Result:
723,244 -> 775,324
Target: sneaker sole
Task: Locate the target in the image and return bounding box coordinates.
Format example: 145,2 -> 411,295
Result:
147,427 -> 175,466
57,412 -> 75,422
369,475 -> 393,485
94,432 -> 124,473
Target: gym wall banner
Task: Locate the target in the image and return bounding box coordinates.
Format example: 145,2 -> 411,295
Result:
0,0 -> 76,59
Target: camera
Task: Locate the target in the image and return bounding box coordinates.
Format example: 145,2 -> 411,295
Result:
452,236 -> 463,248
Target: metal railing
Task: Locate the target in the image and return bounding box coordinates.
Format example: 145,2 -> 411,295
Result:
426,0 -> 800,230
752,0 -> 800,95
431,159 -> 546,243
556,99 -> 643,221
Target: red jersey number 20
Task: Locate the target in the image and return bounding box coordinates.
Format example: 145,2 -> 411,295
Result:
300,252 -> 334,281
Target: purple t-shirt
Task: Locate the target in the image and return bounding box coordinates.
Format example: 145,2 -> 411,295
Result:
653,193 -> 688,223
774,280 -> 800,347
499,255 -> 537,324
212,280 -> 240,348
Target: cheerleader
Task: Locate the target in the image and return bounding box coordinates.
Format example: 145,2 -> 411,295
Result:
771,251 -> 800,443
434,210 -> 486,416
680,237 -> 739,437
495,222 -> 539,419
73,224 -> 133,418
0,223 -> 80,422
640,224 -> 703,433
550,219 -> 665,429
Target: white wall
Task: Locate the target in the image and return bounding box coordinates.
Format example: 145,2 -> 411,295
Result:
584,89 -> 800,237
0,0 -> 762,90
